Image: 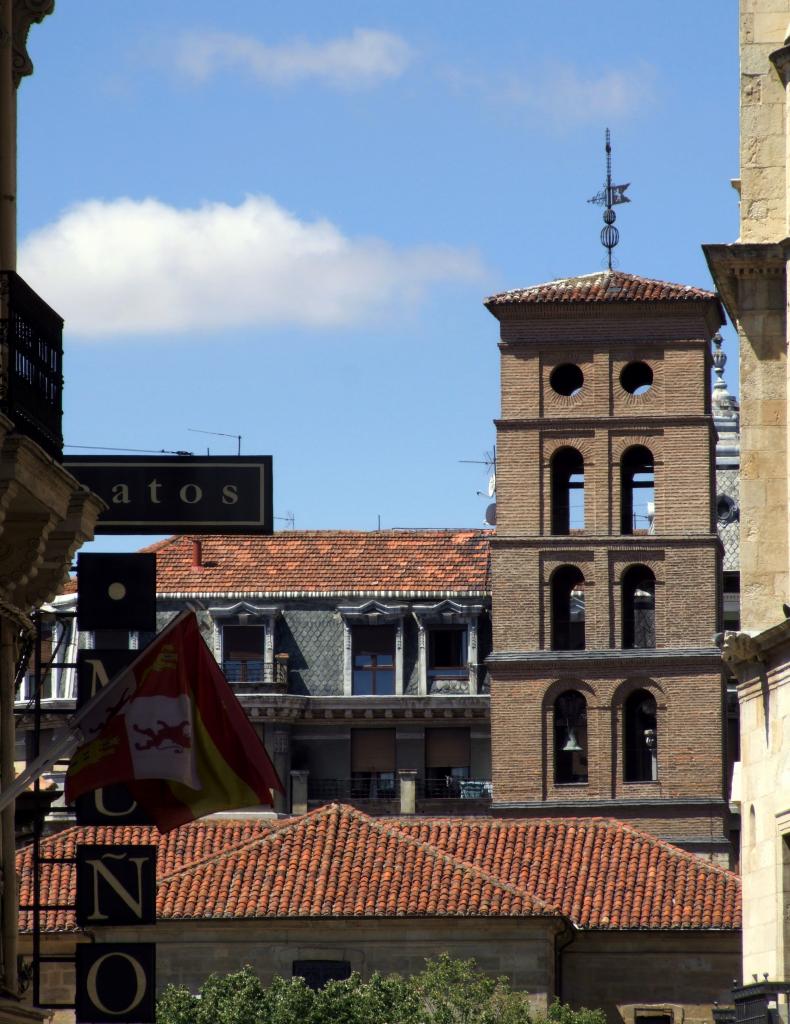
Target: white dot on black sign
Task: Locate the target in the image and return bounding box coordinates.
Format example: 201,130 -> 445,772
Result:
107,582 -> 127,601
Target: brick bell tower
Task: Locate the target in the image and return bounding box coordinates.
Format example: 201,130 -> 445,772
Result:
485,269 -> 732,862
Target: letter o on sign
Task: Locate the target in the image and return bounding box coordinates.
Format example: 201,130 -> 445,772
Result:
76,943 -> 156,1023
87,953 -> 146,1015
179,484 -> 203,504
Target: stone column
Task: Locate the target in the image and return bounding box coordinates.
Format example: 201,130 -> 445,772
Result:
398,769 -> 417,815
290,769 -> 308,816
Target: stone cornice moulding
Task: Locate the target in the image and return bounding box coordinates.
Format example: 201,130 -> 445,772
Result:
487,648 -> 722,667
11,0 -> 54,86
207,600 -> 283,620
411,599 -> 485,623
703,241 -> 788,326
337,599 -> 409,623
489,300 -> 723,327
495,414 -> 712,431
770,43 -> 790,85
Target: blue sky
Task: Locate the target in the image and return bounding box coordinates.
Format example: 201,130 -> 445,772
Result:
17,2 -> 740,549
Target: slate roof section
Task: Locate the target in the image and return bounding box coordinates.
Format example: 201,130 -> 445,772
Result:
18,804 -> 740,933
137,530 -> 492,597
485,270 -> 720,309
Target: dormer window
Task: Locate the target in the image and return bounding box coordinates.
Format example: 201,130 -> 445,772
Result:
352,625 -> 395,695
222,624 -> 266,683
339,602 -> 407,696
428,627 -> 468,683
209,602 -> 282,687
412,601 -> 484,695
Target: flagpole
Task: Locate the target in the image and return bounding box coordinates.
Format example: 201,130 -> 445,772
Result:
0,610 -> 193,814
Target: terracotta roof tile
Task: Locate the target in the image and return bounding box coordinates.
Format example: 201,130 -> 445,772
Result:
392,816 -> 740,930
484,270 -> 719,309
17,805 -> 739,933
58,530 -> 492,597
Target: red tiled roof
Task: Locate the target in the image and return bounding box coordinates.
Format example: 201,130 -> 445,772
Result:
17,804 -> 740,933
393,816 -> 741,930
484,270 -> 719,308
136,530 -> 491,596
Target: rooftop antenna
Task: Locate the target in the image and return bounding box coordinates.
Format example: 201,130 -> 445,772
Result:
188,428 -> 242,455
65,444 -> 193,455
587,128 -> 630,270
274,511 -> 295,530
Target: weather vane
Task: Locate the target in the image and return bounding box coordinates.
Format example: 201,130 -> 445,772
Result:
587,128 -> 630,270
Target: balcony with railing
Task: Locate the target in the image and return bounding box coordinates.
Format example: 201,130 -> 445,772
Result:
305,773 -> 493,815
0,271 -> 63,460
222,652 -> 289,692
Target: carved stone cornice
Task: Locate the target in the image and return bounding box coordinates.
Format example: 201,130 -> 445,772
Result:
12,0 -> 55,86
703,241 -> 788,327
721,630 -> 763,667
770,43 -> 790,86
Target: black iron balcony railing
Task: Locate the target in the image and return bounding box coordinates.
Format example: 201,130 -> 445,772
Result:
419,777 -> 493,800
306,776 -> 493,803
0,271 -> 64,460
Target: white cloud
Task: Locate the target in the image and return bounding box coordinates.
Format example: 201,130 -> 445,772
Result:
442,61 -> 656,125
504,62 -> 656,122
173,28 -> 413,89
18,196 -> 484,338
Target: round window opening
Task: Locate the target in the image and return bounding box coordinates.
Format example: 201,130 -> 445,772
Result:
550,363 -> 584,397
620,361 -> 653,396
716,495 -> 739,525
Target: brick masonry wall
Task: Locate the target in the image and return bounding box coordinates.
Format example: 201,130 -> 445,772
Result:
489,662 -> 725,805
488,296 -> 726,844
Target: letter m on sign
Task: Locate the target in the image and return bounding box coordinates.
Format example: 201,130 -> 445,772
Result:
76,845 -> 157,927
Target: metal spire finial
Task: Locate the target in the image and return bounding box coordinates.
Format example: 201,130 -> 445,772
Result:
588,128 -> 630,269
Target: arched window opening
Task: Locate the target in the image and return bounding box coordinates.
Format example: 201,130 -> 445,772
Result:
554,690 -> 588,784
551,447 -> 584,534
622,566 -> 656,649
621,445 -> 655,535
551,566 -> 585,650
624,689 -> 657,782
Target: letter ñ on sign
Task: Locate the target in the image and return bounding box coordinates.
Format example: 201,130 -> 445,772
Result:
76,845 -> 157,927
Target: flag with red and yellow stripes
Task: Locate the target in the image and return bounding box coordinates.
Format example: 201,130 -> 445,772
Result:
65,610 -> 284,832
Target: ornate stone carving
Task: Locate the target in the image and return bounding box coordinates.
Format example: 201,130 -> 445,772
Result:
12,0 -> 54,86
722,630 -> 762,666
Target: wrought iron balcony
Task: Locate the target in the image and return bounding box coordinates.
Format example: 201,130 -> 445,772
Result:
0,271 -> 63,460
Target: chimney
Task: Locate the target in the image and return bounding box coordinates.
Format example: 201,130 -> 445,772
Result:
191,538 -> 203,569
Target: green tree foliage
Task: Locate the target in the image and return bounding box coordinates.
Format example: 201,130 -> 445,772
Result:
155,955 -> 607,1024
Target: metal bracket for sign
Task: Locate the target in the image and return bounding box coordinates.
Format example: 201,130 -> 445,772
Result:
15,610 -> 78,1010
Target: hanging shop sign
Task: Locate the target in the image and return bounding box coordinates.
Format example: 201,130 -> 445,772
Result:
63,455 -> 273,534
75,943 -> 156,1024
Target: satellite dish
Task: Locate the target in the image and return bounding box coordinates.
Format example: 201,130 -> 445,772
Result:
487,472 -> 496,497
485,503 -> 496,526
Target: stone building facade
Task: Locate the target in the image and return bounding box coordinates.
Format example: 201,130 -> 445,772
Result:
0,4 -> 104,1022
484,270 -> 732,861
28,530 -> 494,819
705,0 -> 790,990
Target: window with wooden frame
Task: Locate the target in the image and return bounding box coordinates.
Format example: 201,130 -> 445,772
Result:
428,626 -> 468,682
351,625 -> 396,695
222,624 -> 266,683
